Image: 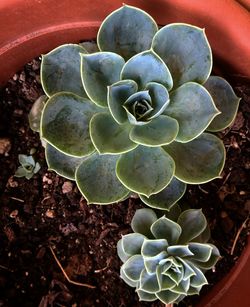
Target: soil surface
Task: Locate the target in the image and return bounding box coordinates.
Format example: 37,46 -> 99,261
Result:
0,59 -> 249,307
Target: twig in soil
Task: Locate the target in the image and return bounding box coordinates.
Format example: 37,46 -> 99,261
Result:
198,185 -> 209,194
0,264 -> 14,272
10,197 -> 24,202
49,246 -> 96,289
230,217 -> 249,255
217,171 -> 231,191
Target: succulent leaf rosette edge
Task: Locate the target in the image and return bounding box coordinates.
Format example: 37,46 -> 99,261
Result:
29,5 -> 240,210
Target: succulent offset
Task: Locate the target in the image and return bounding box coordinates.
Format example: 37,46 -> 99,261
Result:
14,154 -> 41,179
30,5 -> 240,208
117,207 -> 220,304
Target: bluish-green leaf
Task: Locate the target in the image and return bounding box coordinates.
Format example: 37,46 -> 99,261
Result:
139,177 -> 186,211
167,245 -> 194,257
80,52 -> 125,107
28,95 -> 47,132
117,240 -> 130,263
144,251 -> 167,274
97,5 -> 158,60
188,243 -> 213,262
76,153 -> 129,204
129,115 -> 179,147
140,269 -> 160,293
136,289 -> 157,302
41,92 -> 100,157
131,208 -> 157,238
204,76 -> 241,131
177,209 -> 207,244
121,50 -> 172,90
171,278 -> 190,294
191,244 -> 220,270
156,290 -> 180,304
123,255 -> 144,281
108,79 -> 138,124
41,44 -> 88,97
152,23 -> 212,88
45,143 -> 86,180
145,82 -> 170,119
116,145 -> 175,197
120,267 -> 138,287
150,216 -> 182,245
142,238 -> 168,257
188,264 -> 208,287
122,233 -> 146,256
90,113 -> 137,154
165,82 -> 220,142
164,133 -> 226,184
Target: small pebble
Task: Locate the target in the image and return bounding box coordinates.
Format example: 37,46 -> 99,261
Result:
45,209 -> 55,218
62,181 -> 73,194
10,210 -> 18,218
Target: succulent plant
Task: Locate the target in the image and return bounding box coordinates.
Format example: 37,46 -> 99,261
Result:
31,5 -> 240,208
14,154 -> 41,179
117,207 -> 220,304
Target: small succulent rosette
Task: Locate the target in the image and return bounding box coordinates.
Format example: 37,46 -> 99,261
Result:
117,208 -> 220,304
31,5 -> 240,208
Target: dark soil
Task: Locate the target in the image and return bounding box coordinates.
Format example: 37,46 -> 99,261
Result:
0,59 -> 249,307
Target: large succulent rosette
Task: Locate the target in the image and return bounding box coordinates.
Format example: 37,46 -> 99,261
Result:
118,207 -> 220,304
32,5 -> 240,208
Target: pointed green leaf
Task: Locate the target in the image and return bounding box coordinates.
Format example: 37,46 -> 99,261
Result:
167,245 -> 194,257
177,209 -> 207,244
122,233 -> 146,256
28,95 -> 47,132
18,154 -> 35,167
90,113 -> 137,154
165,82 -> 220,142
41,92 -> 100,157
45,144 -> 85,180
150,216 -> 182,245
117,240 -> 130,263
41,44 -> 88,97
121,50 -> 172,90
187,285 -> 202,295
140,177 -> 186,211
164,133 -> 226,183
156,290 -> 180,304
139,269 -> 160,293
156,266 -> 177,290
145,82 -> 170,119
14,167 -> 29,178
116,145 -> 175,197
171,278 -> 190,294
80,52 -> 125,107
164,203 -> 182,222
144,251 -> 167,274
123,255 -> 144,281
131,208 -> 157,238
204,76 -> 241,131
192,223 -> 211,243
177,258 -> 195,281
120,267 -> 138,287
108,80 -> 138,124
152,23 -> 212,88
136,289 -> 157,302
76,153 -> 129,204
188,243 -> 213,262
97,5 -> 158,60
129,115 -> 179,147
191,244 -> 220,270
142,239 -> 168,257
188,264 -> 208,287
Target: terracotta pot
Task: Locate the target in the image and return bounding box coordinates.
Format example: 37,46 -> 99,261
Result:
0,0 -> 249,306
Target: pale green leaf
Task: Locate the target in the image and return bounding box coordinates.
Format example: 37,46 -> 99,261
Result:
116,145 -> 175,197
123,255 -> 144,281
117,240 -> 130,263
156,290 -> 180,304
188,243 -> 213,262
139,269 -> 160,293
136,289 -> 157,301
122,233 -> 146,256
131,208 -> 157,238
141,238 -> 168,257
167,245 -> 194,257
28,95 -> 47,132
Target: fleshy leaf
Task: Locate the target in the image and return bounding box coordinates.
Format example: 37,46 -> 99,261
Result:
45,143 -> 85,180
129,115 -> 179,147
165,82 -> 220,142
177,210 -> 207,244
156,290 -> 180,304
177,258 -> 195,281
120,267 -> 138,287
139,177 -> 186,211
188,264 -> 208,287
76,153 -> 129,204
123,255 -> 144,281
122,233 -> 146,256
144,251 -> 167,274
167,245 -> 194,257
187,243 -> 213,262
137,289 -> 157,302
41,93 -> 100,157
108,80 -> 138,124
145,82 -> 170,119
171,278 -> 190,294
141,239 -> 168,257
90,113 -> 137,154
164,133 -> 225,184
131,208 -> 157,238
80,52 -> 125,107
28,95 -> 47,132
41,44 -> 88,97
97,5 -> 158,60
204,76 -> 241,131
150,216 -> 182,245
117,240 -> 130,263
116,145 -> 175,197
121,50 -> 173,90
140,269 -> 160,293
152,23 -> 212,88
192,244 -> 220,270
